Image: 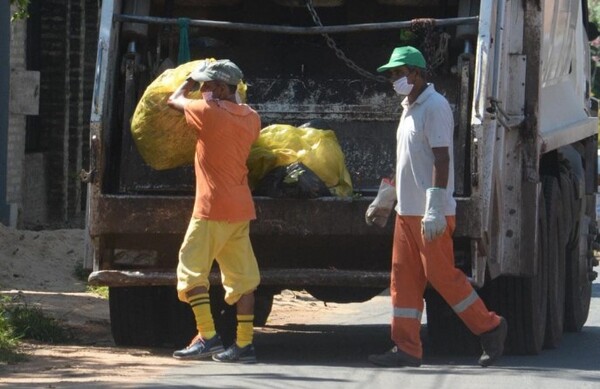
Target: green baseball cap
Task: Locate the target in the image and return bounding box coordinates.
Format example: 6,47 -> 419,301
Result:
190,59 -> 243,85
377,46 -> 427,72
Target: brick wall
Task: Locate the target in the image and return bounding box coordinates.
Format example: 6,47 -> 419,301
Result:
39,0 -> 70,225
9,0 -> 98,229
18,0 -> 99,228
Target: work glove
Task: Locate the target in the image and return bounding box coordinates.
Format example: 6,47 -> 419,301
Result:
421,187 -> 447,241
365,178 -> 396,227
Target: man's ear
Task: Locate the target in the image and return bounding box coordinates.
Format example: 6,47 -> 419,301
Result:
216,82 -> 230,98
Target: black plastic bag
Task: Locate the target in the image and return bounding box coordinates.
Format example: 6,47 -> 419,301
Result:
253,162 -> 332,198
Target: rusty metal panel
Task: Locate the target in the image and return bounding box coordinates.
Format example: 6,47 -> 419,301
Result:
91,194 -> 394,236
91,194 -> 192,236
454,197 -> 481,238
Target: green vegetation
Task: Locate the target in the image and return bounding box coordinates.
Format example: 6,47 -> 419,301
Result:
0,258 -> 106,364
73,260 -> 109,299
9,0 -> 29,21
590,1 -> 600,25
7,304 -> 70,343
87,285 -> 109,299
0,295 -> 71,363
589,1 -> 600,97
0,301 -> 25,363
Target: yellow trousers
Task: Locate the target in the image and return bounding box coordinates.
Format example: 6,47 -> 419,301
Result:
177,217 -> 260,305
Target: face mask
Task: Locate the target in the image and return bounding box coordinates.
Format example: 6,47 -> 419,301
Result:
202,91 -> 214,101
393,76 -> 413,96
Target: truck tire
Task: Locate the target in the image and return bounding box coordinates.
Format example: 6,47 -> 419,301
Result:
254,286 -> 276,327
207,285 -> 237,348
542,176 -> 566,349
564,183 -> 593,332
208,285 -> 277,343
109,286 -> 203,349
108,285 -> 244,348
486,189 -> 548,355
424,288 -> 481,356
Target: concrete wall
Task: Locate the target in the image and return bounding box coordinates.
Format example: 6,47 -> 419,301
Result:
22,153 -> 48,227
7,10 -> 28,227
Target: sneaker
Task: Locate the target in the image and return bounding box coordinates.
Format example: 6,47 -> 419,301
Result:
368,346 -> 422,367
479,316 -> 508,367
212,343 -> 257,363
173,334 -> 225,359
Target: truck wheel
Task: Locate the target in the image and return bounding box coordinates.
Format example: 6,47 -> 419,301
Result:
208,285 -> 276,343
208,285 -> 237,348
109,286 -> 172,347
165,288 -> 197,349
542,176 -> 566,349
424,288 -> 481,356
564,180 -> 593,332
486,188 -> 548,355
254,286 -> 276,327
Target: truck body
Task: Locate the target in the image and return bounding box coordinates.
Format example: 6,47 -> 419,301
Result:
87,0 -> 598,353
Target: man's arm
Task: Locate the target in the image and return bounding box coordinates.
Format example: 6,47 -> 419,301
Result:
167,78 -> 196,113
431,147 -> 450,188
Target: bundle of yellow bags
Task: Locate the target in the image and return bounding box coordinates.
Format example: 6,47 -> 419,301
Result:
247,124 -> 353,197
130,59 -> 246,170
130,60 -> 353,197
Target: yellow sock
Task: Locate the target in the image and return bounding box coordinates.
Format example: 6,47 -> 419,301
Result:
236,314 -> 254,347
188,293 -> 216,339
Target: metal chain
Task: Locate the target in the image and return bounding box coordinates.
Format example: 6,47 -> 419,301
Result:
408,19 -> 449,76
305,0 -> 388,83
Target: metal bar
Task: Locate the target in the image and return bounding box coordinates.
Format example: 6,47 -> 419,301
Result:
113,14 -> 479,34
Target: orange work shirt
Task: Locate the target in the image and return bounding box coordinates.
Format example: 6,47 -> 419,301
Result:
184,99 -> 261,222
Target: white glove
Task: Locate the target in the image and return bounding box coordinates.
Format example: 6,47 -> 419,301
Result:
365,178 -> 397,227
421,188 -> 447,241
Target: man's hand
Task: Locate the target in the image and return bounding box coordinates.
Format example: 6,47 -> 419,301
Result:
365,178 -> 396,227
421,187 -> 447,241
167,78 -> 196,112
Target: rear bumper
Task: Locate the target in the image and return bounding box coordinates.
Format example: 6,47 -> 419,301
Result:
88,268 -> 391,288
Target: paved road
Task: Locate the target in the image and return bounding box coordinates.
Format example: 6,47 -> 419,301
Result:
137,279 -> 600,389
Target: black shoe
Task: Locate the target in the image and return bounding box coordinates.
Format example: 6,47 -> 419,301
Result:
173,335 -> 225,359
479,316 -> 507,367
212,343 -> 257,363
368,346 -> 422,367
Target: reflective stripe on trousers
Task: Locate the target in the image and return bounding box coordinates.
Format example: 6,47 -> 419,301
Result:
393,307 -> 423,321
452,290 -> 479,314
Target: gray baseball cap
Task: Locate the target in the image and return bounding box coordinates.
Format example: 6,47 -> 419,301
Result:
190,59 -> 243,85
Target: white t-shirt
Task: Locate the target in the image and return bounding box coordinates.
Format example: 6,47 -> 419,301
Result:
395,84 -> 456,216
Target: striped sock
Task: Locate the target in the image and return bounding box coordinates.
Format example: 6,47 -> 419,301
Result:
236,314 -> 254,347
189,293 -> 216,339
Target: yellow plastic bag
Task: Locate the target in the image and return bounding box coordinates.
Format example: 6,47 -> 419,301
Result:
130,59 -> 247,170
247,124 -> 353,197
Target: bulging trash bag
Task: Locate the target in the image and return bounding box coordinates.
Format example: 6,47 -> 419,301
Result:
247,124 -> 353,197
253,162 -> 332,198
130,59 -> 247,170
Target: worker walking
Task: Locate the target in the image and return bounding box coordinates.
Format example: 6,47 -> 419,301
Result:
167,59 -> 261,363
366,46 -> 507,368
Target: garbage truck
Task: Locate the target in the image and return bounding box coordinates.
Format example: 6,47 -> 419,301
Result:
85,0 -> 599,355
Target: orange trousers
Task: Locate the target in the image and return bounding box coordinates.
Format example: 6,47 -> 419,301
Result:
391,215 -> 500,359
